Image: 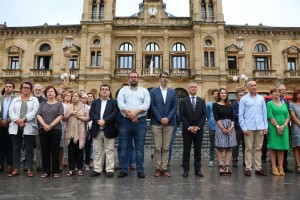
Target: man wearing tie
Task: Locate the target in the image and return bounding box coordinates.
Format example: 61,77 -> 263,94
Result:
150,72 -> 178,177
180,81 -> 206,177
89,84 -> 119,178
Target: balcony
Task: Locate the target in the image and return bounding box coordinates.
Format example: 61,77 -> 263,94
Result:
114,68 -> 133,77
226,69 -> 239,80
2,69 -> 22,78
142,68 -> 162,77
170,68 -> 191,77
30,69 -> 52,81
284,70 -> 300,79
253,70 -> 276,79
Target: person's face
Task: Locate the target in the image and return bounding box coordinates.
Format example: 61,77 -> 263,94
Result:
56,94 -> 62,102
188,83 -> 197,96
81,96 -> 87,104
100,86 -> 110,99
237,92 -> 244,101
278,85 -> 286,97
247,81 -> 257,93
72,93 -> 80,103
220,89 -> 227,100
21,84 -> 31,95
46,88 -> 56,99
212,91 -> 218,101
87,94 -> 94,102
272,90 -> 280,99
159,74 -> 169,86
64,93 -> 72,103
4,83 -> 14,95
129,73 -> 139,87
34,86 -> 43,97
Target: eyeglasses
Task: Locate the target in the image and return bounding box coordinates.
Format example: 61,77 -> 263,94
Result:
22,87 -> 31,90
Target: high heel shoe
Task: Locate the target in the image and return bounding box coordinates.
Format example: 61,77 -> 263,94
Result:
272,167 -> 280,176
278,167 -> 285,176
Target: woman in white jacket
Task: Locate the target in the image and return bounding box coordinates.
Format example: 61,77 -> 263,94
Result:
8,81 -> 39,177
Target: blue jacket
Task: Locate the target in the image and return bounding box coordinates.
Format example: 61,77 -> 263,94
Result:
150,87 -> 178,126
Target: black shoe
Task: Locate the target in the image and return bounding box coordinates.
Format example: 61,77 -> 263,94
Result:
255,169 -> 267,176
195,170 -> 204,177
90,171 -> 101,177
137,172 -> 145,178
118,171 -> 128,178
107,172 -> 114,178
284,168 -> 293,173
182,171 -> 188,177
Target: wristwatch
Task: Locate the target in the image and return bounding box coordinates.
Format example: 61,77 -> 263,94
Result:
276,125 -> 280,128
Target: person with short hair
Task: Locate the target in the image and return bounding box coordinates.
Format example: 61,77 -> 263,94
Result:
239,81 -> 268,177
8,81 -> 39,177
37,85 -> 64,178
117,71 -> 150,179
0,81 -> 16,173
63,91 -> 90,177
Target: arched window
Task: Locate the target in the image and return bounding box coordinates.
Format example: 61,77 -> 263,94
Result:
203,39 -> 215,68
91,0 -> 104,20
40,44 -> 51,52
146,42 -> 160,51
90,38 -> 102,67
171,43 -> 187,69
117,43 -> 134,69
254,44 -> 268,52
120,43 -> 133,51
143,42 -> 161,75
201,0 -> 214,21
253,43 -> 270,70
36,43 -> 52,69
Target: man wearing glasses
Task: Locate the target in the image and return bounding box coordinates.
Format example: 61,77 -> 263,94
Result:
150,72 -> 177,177
117,70 -> 150,178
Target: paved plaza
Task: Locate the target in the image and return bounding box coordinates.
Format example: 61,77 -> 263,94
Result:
0,147 -> 299,200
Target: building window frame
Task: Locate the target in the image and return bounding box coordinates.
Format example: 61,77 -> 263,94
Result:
116,43 -> 135,70
35,43 -> 53,70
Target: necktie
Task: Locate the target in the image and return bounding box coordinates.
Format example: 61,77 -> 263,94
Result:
192,96 -> 196,111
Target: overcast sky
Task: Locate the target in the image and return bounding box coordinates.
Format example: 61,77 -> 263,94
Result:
0,0 -> 300,27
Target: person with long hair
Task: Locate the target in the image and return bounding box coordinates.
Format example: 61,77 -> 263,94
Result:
63,91 -> 90,176
37,86 -> 64,178
62,91 -> 72,167
213,88 -> 237,176
8,81 -> 39,177
267,86 -> 290,176
289,87 -> 300,174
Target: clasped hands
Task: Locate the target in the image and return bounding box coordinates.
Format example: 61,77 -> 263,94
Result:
160,117 -> 169,126
124,110 -> 139,123
221,126 -> 233,135
277,125 -> 285,135
189,126 -> 200,134
15,118 -> 26,128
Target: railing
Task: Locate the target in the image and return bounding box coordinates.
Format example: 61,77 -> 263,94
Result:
2,69 -> 22,77
253,70 -> 276,78
30,69 -> 52,77
114,17 -> 191,27
142,68 -> 162,76
227,69 -> 239,76
114,68 -> 133,76
285,70 -> 300,78
170,68 -> 191,77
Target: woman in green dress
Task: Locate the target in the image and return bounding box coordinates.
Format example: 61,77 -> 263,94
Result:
267,86 -> 290,176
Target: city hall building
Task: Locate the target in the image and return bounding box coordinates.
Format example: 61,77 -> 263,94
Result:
0,0 -> 299,101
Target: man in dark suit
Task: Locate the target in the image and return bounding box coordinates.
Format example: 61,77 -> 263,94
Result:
89,84 -> 119,178
180,81 -> 206,177
150,72 -> 178,177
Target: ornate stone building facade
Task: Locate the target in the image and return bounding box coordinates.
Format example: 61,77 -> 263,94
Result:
0,0 -> 299,101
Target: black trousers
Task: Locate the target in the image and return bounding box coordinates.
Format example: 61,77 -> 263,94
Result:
84,137 -> 92,164
68,139 -> 83,171
182,131 -> 203,172
39,130 -> 61,175
0,127 -> 13,167
232,128 -> 245,163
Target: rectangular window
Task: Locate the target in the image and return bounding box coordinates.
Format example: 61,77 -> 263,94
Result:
70,56 -> 78,69
228,57 -> 237,69
210,52 -> 215,67
172,56 -> 186,69
37,56 -> 51,69
208,5 -> 214,20
288,58 -> 296,70
10,57 -> 19,69
201,4 -> 206,20
96,52 -> 101,66
119,56 -> 133,69
204,52 -> 209,67
255,57 -> 268,70
145,55 -> 160,69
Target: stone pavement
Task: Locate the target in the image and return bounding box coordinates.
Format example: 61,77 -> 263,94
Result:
0,147 -> 299,200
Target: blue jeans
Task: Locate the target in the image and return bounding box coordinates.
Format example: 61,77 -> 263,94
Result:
118,138 -> 136,166
118,117 -> 147,173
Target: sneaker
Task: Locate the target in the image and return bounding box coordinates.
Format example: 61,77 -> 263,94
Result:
84,165 -> 90,172
208,161 -> 214,167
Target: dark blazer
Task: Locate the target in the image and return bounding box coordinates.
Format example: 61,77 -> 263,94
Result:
180,96 -> 206,132
150,87 -> 178,126
89,98 -> 119,138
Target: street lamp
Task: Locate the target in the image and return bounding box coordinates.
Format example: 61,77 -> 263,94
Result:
61,35 -> 76,91
232,36 -> 248,90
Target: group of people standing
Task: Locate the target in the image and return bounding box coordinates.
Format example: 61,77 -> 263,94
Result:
0,73 -> 300,180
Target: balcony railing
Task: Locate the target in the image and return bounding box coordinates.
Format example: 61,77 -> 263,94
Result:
142,68 -> 162,76
285,70 -> 300,78
2,69 -> 22,78
170,68 -> 191,77
227,69 -> 239,76
114,68 -> 133,76
30,69 -> 52,79
253,70 -> 276,78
